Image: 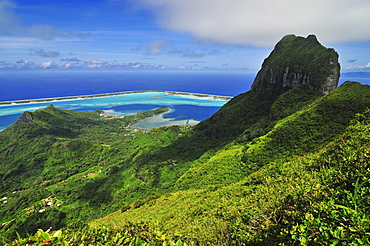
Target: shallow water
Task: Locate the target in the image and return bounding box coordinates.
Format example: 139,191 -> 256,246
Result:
0,91 -> 230,130
0,70 -> 254,130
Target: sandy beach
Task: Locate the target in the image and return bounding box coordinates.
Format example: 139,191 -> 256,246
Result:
130,109 -> 199,130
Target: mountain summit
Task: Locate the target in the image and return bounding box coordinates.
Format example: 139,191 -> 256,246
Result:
251,34 -> 340,95
196,34 -> 340,139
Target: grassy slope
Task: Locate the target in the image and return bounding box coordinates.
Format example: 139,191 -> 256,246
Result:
1,82 -> 370,245
0,106 -> 175,239
92,81 -> 370,245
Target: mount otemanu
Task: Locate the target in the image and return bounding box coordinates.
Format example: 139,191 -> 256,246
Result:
251,34 -> 340,95
1,34 -> 369,245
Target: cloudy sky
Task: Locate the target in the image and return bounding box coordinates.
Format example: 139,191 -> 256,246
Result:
1,0 -> 370,72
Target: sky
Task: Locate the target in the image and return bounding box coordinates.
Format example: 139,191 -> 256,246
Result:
1,0 -> 370,73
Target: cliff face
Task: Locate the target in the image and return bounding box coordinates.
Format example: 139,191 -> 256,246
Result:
196,34 -> 340,140
251,34 -> 340,95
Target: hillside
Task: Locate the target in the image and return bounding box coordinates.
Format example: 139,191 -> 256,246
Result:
91,81 -> 370,245
1,35 -> 369,245
0,106 -> 176,238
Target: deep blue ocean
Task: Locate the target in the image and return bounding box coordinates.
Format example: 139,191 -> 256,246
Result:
1,70 -> 368,102
0,70 -> 253,101
0,70 -> 255,130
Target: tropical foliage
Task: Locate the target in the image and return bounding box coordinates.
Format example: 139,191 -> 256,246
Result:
1,81 -> 370,245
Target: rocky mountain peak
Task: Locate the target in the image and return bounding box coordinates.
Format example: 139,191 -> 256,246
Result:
15,112 -> 35,125
251,34 -> 340,95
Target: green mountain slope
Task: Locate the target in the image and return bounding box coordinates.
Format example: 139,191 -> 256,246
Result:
0,106 -> 176,239
91,82 -> 370,245
1,81 -> 369,245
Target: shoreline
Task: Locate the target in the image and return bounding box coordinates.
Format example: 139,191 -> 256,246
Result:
130,108 -> 199,131
0,90 -> 232,106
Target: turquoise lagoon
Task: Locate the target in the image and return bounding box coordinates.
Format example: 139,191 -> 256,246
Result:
0,91 -> 230,130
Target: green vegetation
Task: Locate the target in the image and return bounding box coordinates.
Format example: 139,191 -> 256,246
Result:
3,34 -> 368,245
0,80 -> 369,245
89,81 -> 370,245
8,224 -> 190,245
0,106 -> 175,240
2,30 -> 370,244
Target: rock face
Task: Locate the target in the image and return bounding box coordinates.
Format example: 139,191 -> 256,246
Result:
251,34 -> 340,95
16,112 -> 35,125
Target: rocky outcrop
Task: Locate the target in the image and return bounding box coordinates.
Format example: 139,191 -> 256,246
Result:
251,34 -> 340,95
15,112 -> 36,125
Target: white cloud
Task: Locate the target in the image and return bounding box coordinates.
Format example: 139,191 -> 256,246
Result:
131,63 -> 143,68
61,63 -> 72,69
15,60 -> 36,69
145,40 -> 172,55
140,0 -> 370,47
90,59 -> 106,64
88,59 -> 107,68
41,60 -> 54,68
345,62 -> 370,70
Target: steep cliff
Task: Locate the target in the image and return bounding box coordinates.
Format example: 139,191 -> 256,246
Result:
196,34 -> 339,139
251,34 -> 340,95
